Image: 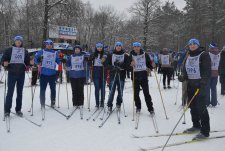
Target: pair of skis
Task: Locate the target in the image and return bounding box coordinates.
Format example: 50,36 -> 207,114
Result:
134,112 -> 159,134
135,130 -> 225,151
5,112 -> 42,133
86,107 -> 104,121
67,106 -> 84,120
42,104 -> 68,121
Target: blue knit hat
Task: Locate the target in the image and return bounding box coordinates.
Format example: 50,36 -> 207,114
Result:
14,35 -> 23,42
44,39 -> 53,45
209,43 -> 218,49
188,38 -> 200,46
133,42 -> 141,47
96,43 -> 104,48
115,42 -> 123,47
73,45 -> 82,51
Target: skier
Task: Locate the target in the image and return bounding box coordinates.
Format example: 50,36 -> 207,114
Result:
219,45 -> 225,95
178,38 -> 211,140
206,43 -> 220,107
106,42 -> 129,112
89,42 -> 107,108
66,45 -> 86,108
2,35 -> 34,117
160,48 -> 173,89
34,39 -> 61,108
129,42 -> 154,114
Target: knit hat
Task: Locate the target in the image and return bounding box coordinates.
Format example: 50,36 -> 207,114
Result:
188,38 -> 200,46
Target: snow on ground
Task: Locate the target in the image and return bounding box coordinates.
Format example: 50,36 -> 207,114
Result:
0,71 -> 225,151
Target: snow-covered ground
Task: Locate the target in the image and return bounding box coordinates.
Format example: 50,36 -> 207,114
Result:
0,71 -> 225,151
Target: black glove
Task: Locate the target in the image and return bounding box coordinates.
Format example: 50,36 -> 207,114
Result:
114,61 -> 121,67
37,56 -> 43,63
178,74 -> 186,82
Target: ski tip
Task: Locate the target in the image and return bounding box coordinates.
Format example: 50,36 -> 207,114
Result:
156,131 -> 159,133
182,122 -> 186,124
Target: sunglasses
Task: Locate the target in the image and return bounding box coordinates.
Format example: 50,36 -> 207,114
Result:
133,46 -> 140,48
116,45 -> 122,47
46,43 -> 53,46
97,46 -> 103,48
189,43 -> 198,46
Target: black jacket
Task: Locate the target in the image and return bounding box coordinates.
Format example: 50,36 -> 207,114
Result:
219,50 -> 225,75
182,47 -> 211,88
1,46 -> 30,75
105,49 -> 129,80
129,49 -> 153,81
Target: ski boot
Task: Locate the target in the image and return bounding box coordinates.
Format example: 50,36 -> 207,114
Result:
183,127 -> 200,133
16,111 -> 23,117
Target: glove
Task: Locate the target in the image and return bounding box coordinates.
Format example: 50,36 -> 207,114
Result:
178,74 -> 186,82
37,55 -> 43,63
114,61 -> 121,67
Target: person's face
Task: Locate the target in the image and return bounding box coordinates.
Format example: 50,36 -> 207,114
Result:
75,48 -> 80,54
46,43 -> 53,49
189,44 -> 199,51
97,47 -> 103,52
115,45 -> 122,52
133,46 -> 141,53
15,40 -> 22,47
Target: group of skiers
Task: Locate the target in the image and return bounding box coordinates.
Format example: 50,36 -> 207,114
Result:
1,35 -> 225,140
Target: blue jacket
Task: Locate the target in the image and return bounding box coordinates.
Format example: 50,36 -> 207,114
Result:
66,53 -> 86,79
35,49 -> 61,76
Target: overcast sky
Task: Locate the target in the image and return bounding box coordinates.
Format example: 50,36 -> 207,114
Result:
82,0 -> 186,16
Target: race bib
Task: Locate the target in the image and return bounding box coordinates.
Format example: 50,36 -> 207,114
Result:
94,55 -> 103,67
161,55 -> 170,65
71,55 -> 84,71
132,53 -> 147,72
112,54 -> 124,66
185,53 -> 203,79
42,50 -> 56,70
10,47 -> 25,64
209,52 -> 220,70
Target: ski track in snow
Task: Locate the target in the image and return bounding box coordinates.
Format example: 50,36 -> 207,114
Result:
0,72 -> 225,151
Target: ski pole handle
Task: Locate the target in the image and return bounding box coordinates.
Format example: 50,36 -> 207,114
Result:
194,88 -> 200,96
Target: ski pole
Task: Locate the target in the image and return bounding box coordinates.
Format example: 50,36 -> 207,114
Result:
102,65 -> 105,107
153,70 -> 168,120
85,62 -> 89,110
65,76 -> 70,109
88,64 -> 93,111
118,72 -> 127,117
162,89 -> 200,151
57,71 -> 61,108
132,68 -> 135,121
3,70 -> 7,121
174,80 -> 180,105
30,71 -> 39,116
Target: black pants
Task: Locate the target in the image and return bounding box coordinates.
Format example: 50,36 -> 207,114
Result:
70,78 -> 85,106
187,83 -> 210,136
220,75 -> 225,95
31,70 -> 38,86
134,79 -> 154,112
162,68 -> 172,87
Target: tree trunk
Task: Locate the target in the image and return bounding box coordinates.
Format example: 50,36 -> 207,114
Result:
42,0 -> 49,48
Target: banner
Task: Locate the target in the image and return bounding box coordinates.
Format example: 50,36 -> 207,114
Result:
49,25 -> 78,40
